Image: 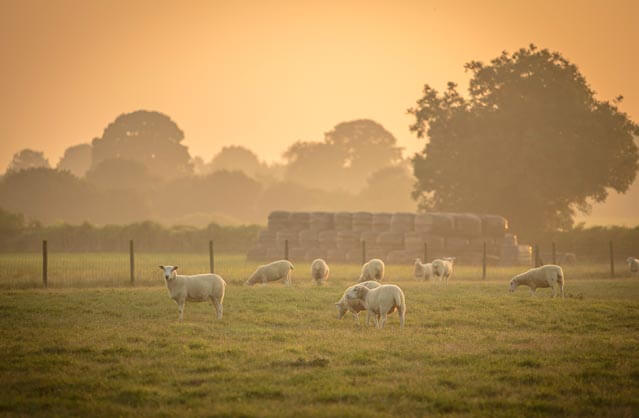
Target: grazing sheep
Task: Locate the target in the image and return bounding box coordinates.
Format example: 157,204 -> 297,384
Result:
159,265 -> 226,321
358,258 -> 385,282
627,257 -> 639,276
350,284 -> 406,329
311,258 -> 330,285
509,264 -> 564,298
432,257 -> 455,285
246,259 -> 295,286
559,252 -> 577,265
335,280 -> 381,323
413,258 -> 433,280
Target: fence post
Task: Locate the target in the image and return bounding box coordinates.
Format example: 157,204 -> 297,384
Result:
42,240 -> 48,288
362,240 -> 367,265
284,239 -> 289,261
129,240 -> 135,285
209,240 -> 215,273
552,242 -> 557,265
534,243 -> 541,267
609,240 -> 615,278
482,241 -> 487,279
423,242 -> 428,263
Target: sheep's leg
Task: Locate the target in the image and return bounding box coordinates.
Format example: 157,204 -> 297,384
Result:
177,299 -> 185,321
212,297 -> 223,319
378,312 -> 387,329
399,310 -> 405,328
530,287 -> 536,297
352,312 -> 359,323
365,311 -> 371,326
261,274 -> 267,285
285,271 -> 292,286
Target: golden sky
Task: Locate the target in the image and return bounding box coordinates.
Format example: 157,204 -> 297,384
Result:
1,0 -> 638,172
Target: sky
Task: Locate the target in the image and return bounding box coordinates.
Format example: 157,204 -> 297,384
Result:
0,0 -> 638,222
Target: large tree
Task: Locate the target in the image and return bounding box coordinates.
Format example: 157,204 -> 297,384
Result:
283,119 -> 403,191
91,110 -> 192,179
57,143 -> 92,177
207,146 -> 264,177
7,149 -> 50,172
408,45 -> 639,238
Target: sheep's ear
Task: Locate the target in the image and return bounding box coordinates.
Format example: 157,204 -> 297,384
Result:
172,266 -> 178,271
159,265 -> 164,270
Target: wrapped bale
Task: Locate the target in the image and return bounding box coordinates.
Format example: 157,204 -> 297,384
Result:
266,247 -> 284,260
305,247 -> 326,261
318,230 -> 338,250
352,212 -> 373,232
387,250 -> 412,264
376,231 -> 405,253
345,249 -> 363,263
453,213 -> 482,237
288,247 -> 306,261
366,248 -> 388,261
360,231 -> 380,246
372,213 -> 392,232
276,231 -> 299,248
390,212 -> 415,233
336,231 -> 361,251
298,229 -> 319,248
289,212 -> 311,232
404,232 -> 445,251
445,237 -> 469,252
257,230 -> 277,246
481,214 -> 508,237
310,212 -> 334,231
430,213 -> 455,235
268,211 -> 290,231
414,213 -> 434,233
469,237 -> 499,251
500,244 -> 532,266
326,248 -> 346,263
498,233 -> 518,247
247,246 -> 267,261
334,212 -> 353,231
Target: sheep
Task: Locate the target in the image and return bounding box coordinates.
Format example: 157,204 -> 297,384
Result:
334,280 -> 381,323
350,284 -> 406,329
432,257 -> 455,285
413,258 -> 433,280
358,258 -> 385,282
509,264 -> 564,298
159,265 -> 226,321
246,259 -> 295,286
310,258 -> 330,285
627,257 -> 639,276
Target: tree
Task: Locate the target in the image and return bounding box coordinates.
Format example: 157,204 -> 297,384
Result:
283,119 -> 403,191
7,149 -> 50,172
91,110 -> 192,179
359,164 -> 417,212
207,146 -> 264,177
85,158 -> 154,191
57,143 -> 92,177
408,45 -> 639,239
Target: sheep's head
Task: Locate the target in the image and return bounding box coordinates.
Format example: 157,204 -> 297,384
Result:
627,257 -> 636,265
508,278 -> 517,293
159,265 -> 178,280
351,284 -> 370,300
335,301 -> 348,319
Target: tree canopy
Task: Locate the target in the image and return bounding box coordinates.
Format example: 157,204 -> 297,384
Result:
91,110 -> 192,179
57,143 -> 92,177
8,149 -> 50,172
408,45 -> 639,238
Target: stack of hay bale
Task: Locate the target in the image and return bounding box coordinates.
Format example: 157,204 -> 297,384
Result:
246,211 -> 530,265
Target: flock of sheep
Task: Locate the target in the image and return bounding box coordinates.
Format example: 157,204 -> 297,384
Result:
154,254 -> 639,328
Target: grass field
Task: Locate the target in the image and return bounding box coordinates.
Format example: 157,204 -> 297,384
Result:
0,255 -> 638,416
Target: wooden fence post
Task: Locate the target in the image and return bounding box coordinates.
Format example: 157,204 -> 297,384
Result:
482,241 -> 487,279
284,239 -> 289,261
534,243 -> 541,267
552,242 -> 557,265
609,240 -> 615,278
209,240 -> 215,273
423,242 -> 428,263
129,240 -> 135,285
42,240 -> 48,288
362,240 -> 367,265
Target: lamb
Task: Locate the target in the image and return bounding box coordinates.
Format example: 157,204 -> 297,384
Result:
413,258 -> 433,280
358,258 -> 385,282
245,259 -> 295,286
349,284 -> 406,329
509,264 -> 564,298
432,257 -> 455,285
334,280 -> 381,323
310,258 -> 330,285
627,257 -> 639,276
159,265 -> 226,321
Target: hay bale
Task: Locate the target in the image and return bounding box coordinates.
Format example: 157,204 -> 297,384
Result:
326,248 -> 346,263
266,247 -> 284,260
404,232 -> 445,251
498,233 -> 518,247
305,247 -> 326,261
352,211 -> 373,232
430,213 -> 455,235
445,237 -> 469,251
414,213 -> 434,233
336,231 -> 360,251
298,229 -> 319,248
390,212 -> 415,233
377,231 -> 404,247
334,212 -> 353,230
310,212 -> 334,231
257,230 -> 277,245
372,213 -> 392,232
288,247 -> 306,261
268,211 -> 290,231
289,212 -> 311,232
387,250 -> 412,264
276,231 -> 299,248
453,213 -> 482,237
246,246 -> 267,261
318,230 -> 337,249
481,214 -> 508,237
359,231 -> 380,246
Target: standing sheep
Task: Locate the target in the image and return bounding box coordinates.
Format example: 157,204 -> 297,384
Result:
509,264 -> 564,298
311,258 -> 330,285
334,280 -> 381,323
246,260 -> 295,286
432,257 -> 455,285
413,258 -> 433,280
350,284 -> 406,329
359,258 -> 385,282
627,257 -> 639,276
159,265 -> 226,321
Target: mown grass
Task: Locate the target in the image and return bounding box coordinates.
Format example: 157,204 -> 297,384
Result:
0,258 -> 638,416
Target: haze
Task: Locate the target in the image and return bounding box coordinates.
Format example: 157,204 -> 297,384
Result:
1,0 -> 638,224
